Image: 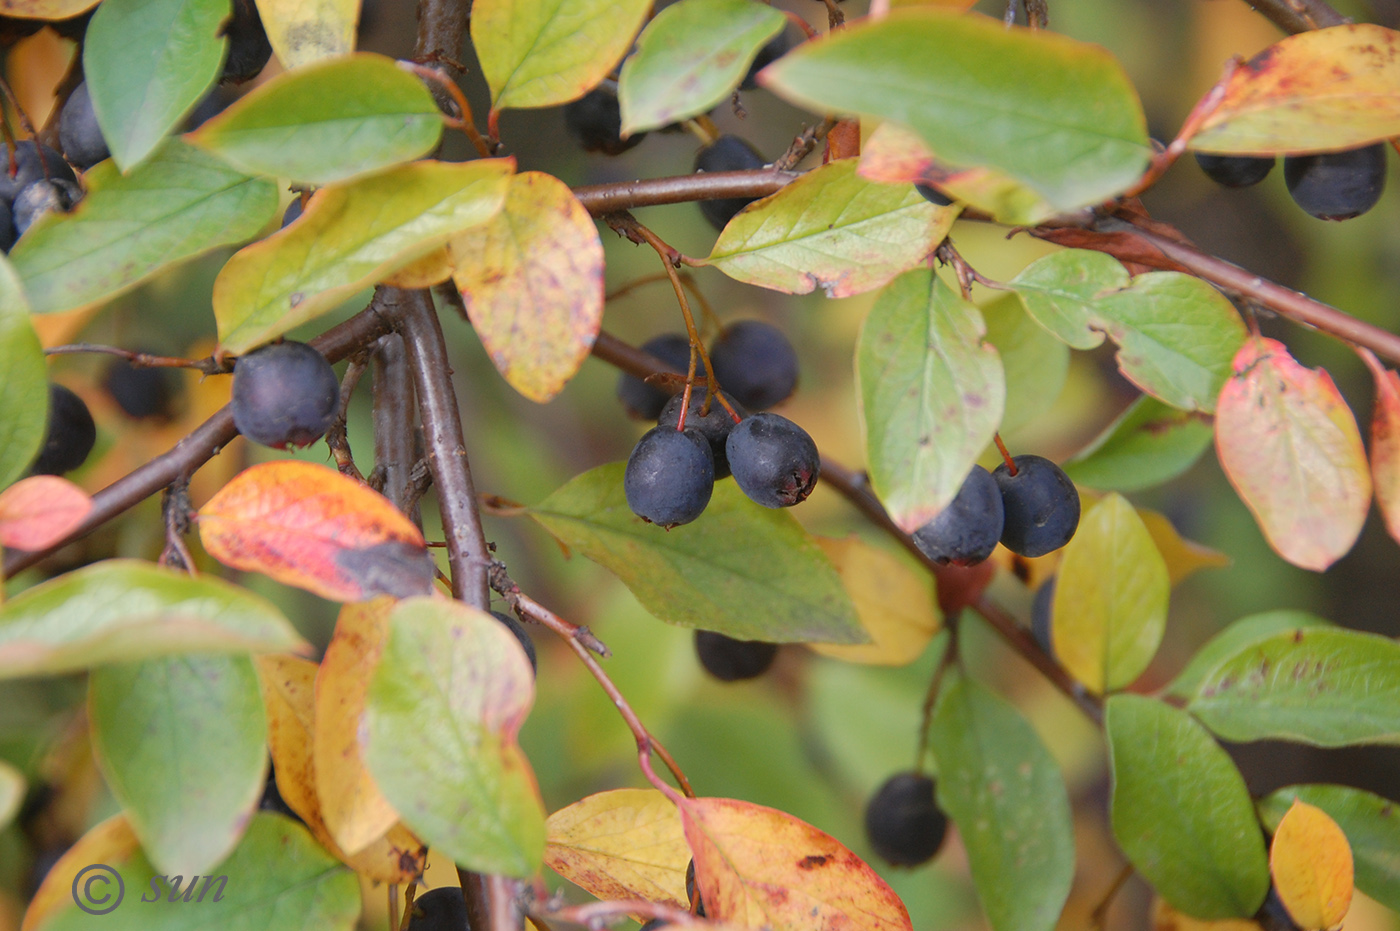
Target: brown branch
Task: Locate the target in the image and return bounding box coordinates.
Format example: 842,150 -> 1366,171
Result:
2,296 -> 401,579
371,333 -> 418,515
1241,0 -> 1348,33
573,169 -> 799,216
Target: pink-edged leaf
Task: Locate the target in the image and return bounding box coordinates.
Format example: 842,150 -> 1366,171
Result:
0,476 -> 92,551
1360,348 -> 1400,545
1215,338 -> 1370,571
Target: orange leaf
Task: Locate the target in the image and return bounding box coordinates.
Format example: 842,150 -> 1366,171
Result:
315,598 -> 400,854
0,475 -> 91,551
1270,800 -> 1353,930
1360,349 -> 1400,546
453,171 -> 604,403
680,796 -> 912,931
1214,338 -> 1370,571
1191,24 -> 1400,156
198,460 -> 436,602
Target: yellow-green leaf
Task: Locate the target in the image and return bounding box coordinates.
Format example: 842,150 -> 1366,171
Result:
257,0 -> 356,67
807,536 -> 941,666
545,788 -> 690,912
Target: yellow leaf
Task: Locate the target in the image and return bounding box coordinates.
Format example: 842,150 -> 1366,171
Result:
808,536 -> 941,666
453,171 -> 604,403
21,815 -> 139,931
545,788 -> 690,913
256,0 -> 356,68
1270,800 -> 1353,930
380,244 -> 455,288
1151,897 -> 1261,931
0,0 -> 97,21
1138,509 -> 1230,587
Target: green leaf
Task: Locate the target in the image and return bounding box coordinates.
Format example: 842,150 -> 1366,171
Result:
364,598 -> 545,878
858,268 -> 1004,533
702,159 -> 956,298
1009,249 -> 1127,350
1105,694 -> 1269,919
43,813 -> 361,930
1064,395 -> 1214,492
618,0 -> 785,135
0,559 -> 306,679
1164,610 -> 1331,700
187,53 -> 443,184
928,670 -> 1073,931
0,257 -> 47,490
1259,784 -> 1400,914
213,158 -> 512,354
762,9 -> 1151,210
1094,272 -> 1246,414
1183,627 -> 1400,746
84,0 -> 226,171
980,293 -> 1068,436
528,463 -> 863,644
1052,493 -> 1168,693
89,654 -> 267,875
9,140 -> 277,315
473,0 -> 651,110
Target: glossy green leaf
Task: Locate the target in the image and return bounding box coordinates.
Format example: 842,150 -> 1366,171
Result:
1106,694 -> 1269,919
9,140 -> 277,315
90,653 -> 267,875
1009,249 -> 1127,350
187,54 -> 443,184
1052,494 -> 1169,693
0,759 -> 21,831
762,9 -> 1151,210
1094,273 -> 1246,414
618,0 -> 786,135
364,598 -> 545,878
1182,627 -> 1400,746
0,559 -> 306,679
0,257 -> 46,490
41,813 -> 360,931
1164,610 -> 1331,700
213,158 -> 512,353
929,670 -> 1073,931
858,268 -> 1004,533
83,0 -> 225,171
1064,396 -> 1214,492
1259,784 -> 1400,914
980,293 -> 1068,436
473,0 -> 651,110
528,463 -> 863,644
702,158 -> 956,298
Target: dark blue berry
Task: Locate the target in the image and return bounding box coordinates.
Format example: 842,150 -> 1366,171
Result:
694,630 -> 777,681
31,383 -> 96,476
564,87 -> 646,156
104,357 -> 176,420
222,0 -> 273,84
59,82 -> 108,170
726,413 -> 818,508
282,198 -> 304,227
13,179 -> 82,237
491,610 -> 537,674
1284,144 -> 1387,220
618,333 -> 691,421
911,465 -> 1004,567
1194,153 -> 1274,188
992,455 -> 1080,558
914,182 -> 953,206
0,141 -> 76,204
658,391 -> 743,479
693,135 -> 767,232
406,887 -> 469,931
231,341 -> 340,449
864,772 -> 948,867
1031,576 -> 1055,657
624,426 -> 714,527
741,31 -> 792,90
708,320 -> 798,411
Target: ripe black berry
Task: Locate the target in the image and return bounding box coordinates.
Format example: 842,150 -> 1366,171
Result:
104,357 -> 176,420
1284,144 -> 1387,220
864,772 -> 948,867
725,413 -> 819,508
564,86 -> 646,156
992,455 -> 1080,558
1031,576 -> 1055,657
282,198 -> 304,227
741,31 -> 791,90
0,200 -> 14,253
694,630 -> 777,681
617,333 -> 691,420
624,426 -> 715,527
693,135 -> 767,232
1194,152 -> 1274,188
406,887 -> 469,931
491,610 -> 537,674
658,391 -> 743,479
59,82 -> 109,170
914,182 -> 953,206
685,859 -> 707,917
707,320 -> 798,411
911,465 -> 1004,566
231,341 -> 340,449
222,0 -> 273,84
13,179 -> 82,237
0,141 -> 77,204
31,383 -> 96,476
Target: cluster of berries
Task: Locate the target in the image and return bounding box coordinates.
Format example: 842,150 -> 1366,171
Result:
1195,146 -> 1388,221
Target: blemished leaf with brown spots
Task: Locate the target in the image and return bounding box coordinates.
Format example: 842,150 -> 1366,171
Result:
453,171 -> 604,403
199,460 -> 437,602
680,796 -> 912,931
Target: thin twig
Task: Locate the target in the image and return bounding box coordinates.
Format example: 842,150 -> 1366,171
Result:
1089,863 -> 1135,931
1241,0 -> 1347,33
774,117 -> 838,171
46,343 -> 232,375
325,354 -> 370,482
573,170 -> 799,216
399,62 -> 494,158
913,627 -> 957,772
532,900 -> 719,929
372,333 -> 418,516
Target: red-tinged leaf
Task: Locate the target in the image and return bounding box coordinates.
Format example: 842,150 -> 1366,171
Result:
1359,348 -> 1400,545
0,476 -> 91,551
679,796 -> 912,931
1189,25 -> 1400,156
453,171 -> 604,403
1215,338 -> 1370,571
198,461 -> 437,602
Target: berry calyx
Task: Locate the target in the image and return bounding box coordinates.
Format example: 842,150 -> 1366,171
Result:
694,630 -> 778,681
231,341 -> 340,449
864,772 -> 949,867
624,426 -> 715,527
707,320 -> 798,411
725,413 -> 819,508
911,465 -> 1004,567
992,455 -> 1080,558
